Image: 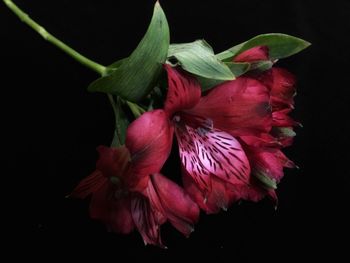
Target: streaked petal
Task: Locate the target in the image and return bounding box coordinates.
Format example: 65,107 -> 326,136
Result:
164,64 -> 201,116
176,125 -> 251,188
70,170 -> 107,199
131,196 -> 164,248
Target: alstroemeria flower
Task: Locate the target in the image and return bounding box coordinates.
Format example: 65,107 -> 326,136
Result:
159,65 -> 279,213
159,59 -> 298,213
233,47 -> 299,187
71,110 -> 199,247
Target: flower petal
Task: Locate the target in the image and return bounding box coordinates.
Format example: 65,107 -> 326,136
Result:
125,110 -> 173,189
189,77 -> 272,135
70,170 -> 107,199
182,169 -> 220,214
131,195 -> 164,248
257,68 -> 296,110
108,197 -> 135,234
248,147 -> 295,182
176,125 -> 251,189
272,109 -> 300,127
147,173 -> 199,236
95,145 -> 130,179
234,46 -> 269,62
164,64 -> 201,116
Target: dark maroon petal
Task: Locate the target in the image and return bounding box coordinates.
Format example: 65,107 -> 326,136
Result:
239,133 -> 281,148
109,197 -> 135,234
70,170 -> 107,199
182,168 -> 220,214
89,180 -> 112,221
176,125 -> 251,188
96,145 -> 130,179
131,196 -> 165,248
125,110 -> 173,190
189,77 -> 272,135
248,148 -> 295,182
234,46 -> 269,62
257,68 -> 296,110
164,64 -> 201,116
147,173 -> 200,236
272,109 -> 300,127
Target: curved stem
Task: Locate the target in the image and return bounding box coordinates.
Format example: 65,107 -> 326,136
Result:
3,0 -> 107,76
4,0 -> 148,145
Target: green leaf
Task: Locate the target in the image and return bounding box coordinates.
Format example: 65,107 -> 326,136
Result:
226,62 -> 251,76
216,33 -> 311,61
88,2 -> 170,102
254,171 -> 277,189
105,57 -> 128,75
168,40 -> 234,80
111,97 -> 129,147
199,62 -> 250,91
249,60 -> 274,72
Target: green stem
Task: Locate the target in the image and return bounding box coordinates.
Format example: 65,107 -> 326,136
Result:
4,0 -> 147,145
3,0 -> 106,76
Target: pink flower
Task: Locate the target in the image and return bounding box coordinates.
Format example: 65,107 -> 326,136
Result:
71,110 -> 199,247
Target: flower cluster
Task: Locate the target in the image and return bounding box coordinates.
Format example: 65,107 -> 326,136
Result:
72,46 -> 300,247
4,0 -> 309,248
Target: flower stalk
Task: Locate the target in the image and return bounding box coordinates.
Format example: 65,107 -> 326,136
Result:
3,0 -> 107,76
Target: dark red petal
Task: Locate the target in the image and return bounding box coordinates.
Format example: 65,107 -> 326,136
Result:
125,110 -> 173,189
189,77 -> 272,135
257,68 -> 296,110
248,148 -> 295,182
239,133 -> 281,148
147,173 -> 200,236
233,183 -> 269,202
272,109 -> 300,127
176,125 -> 251,188
96,145 -> 130,179
131,196 -> 165,248
89,180 -> 112,221
164,64 -> 201,116
234,46 -> 269,62
70,170 -> 107,199
182,168 -> 220,214
109,197 -> 135,234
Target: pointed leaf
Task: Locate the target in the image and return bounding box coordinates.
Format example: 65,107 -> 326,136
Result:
111,97 -> 129,147
216,33 -> 311,61
254,171 -> 277,189
168,40 -> 234,80
88,2 -> 170,102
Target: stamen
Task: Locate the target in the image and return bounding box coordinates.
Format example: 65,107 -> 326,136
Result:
173,115 -> 181,122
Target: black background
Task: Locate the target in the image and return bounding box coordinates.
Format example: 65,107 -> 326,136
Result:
2,0 -> 349,260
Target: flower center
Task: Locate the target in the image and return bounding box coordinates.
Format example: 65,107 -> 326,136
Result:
173,115 -> 181,122
110,176 -> 121,185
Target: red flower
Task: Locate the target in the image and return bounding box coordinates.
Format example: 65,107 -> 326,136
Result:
233,47 -> 298,189
71,110 -> 199,247
159,57 -> 298,213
